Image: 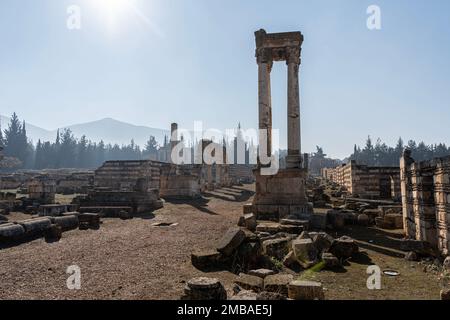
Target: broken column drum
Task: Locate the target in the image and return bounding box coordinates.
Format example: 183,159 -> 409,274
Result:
252,29 -> 311,221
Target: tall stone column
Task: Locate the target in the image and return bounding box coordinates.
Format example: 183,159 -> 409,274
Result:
286,47 -> 302,169
256,48 -> 273,165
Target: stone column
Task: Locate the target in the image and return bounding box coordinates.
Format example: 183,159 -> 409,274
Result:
286,46 -> 302,169
170,123 -> 179,164
256,48 -> 273,165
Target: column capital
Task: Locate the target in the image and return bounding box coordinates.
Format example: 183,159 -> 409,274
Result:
286,46 -> 301,65
256,47 -> 273,65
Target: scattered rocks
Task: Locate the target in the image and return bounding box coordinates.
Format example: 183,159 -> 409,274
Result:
183,277 -> 227,300
229,290 -> 258,300
309,232 -> 334,253
292,238 -> 319,269
217,227 -> 246,256
288,280 -> 324,300
282,251 -> 300,270
264,274 -> 294,296
443,256 -> 450,271
262,238 -> 290,260
234,273 -> 264,292
329,236 -> 359,259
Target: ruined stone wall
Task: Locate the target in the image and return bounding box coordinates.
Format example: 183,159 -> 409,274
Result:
401,153 -> 450,255
324,161 -> 400,199
159,164 -> 202,199
94,160 -> 161,192
228,164 -> 255,184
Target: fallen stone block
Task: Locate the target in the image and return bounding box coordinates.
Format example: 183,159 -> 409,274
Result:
322,252 -> 340,269
248,269 -> 276,279
280,219 -> 309,229
236,241 -> 262,270
217,227 -> 246,256
78,213 -> 100,230
288,280 -> 324,300
310,213 -> 327,230
400,239 -> 437,257
443,256 -> 450,271
357,213 -> 370,226
329,236 -> 359,259
405,251 -> 418,261
0,223 -> 25,242
279,224 -> 303,235
229,290 -> 258,300
385,213 -> 403,229
242,214 -> 257,231
44,224 -> 62,242
256,222 -> 281,234
243,204 -> 253,214
235,273 -> 264,292
282,251 -> 300,270
191,249 -> 227,270
19,217 -> 52,238
264,273 -> 294,296
262,238 -> 290,260
292,238 -> 319,268
183,277 -> 227,300
50,215 -> 79,231
309,232 -> 334,253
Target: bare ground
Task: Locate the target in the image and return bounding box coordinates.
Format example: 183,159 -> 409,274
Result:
0,184 -> 442,300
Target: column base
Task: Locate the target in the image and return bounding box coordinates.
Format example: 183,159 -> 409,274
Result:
285,155 -> 302,169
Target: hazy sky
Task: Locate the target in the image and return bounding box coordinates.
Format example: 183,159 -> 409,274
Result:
1,0 -> 449,158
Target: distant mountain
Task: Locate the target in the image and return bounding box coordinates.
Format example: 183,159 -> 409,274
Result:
0,115 -> 170,148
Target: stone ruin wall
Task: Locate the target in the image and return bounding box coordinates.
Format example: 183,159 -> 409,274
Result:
401,153 -> 450,256
322,161 -> 401,200
94,160 -> 161,192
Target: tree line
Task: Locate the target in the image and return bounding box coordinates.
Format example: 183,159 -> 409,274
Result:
0,113 -> 160,170
350,136 -> 450,166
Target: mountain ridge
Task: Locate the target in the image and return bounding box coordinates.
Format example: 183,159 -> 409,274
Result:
0,115 -> 170,147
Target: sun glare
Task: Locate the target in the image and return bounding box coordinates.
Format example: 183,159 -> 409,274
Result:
90,0 -> 135,31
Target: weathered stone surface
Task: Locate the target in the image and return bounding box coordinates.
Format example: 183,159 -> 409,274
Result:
237,242 -> 262,270
235,273 -> 264,292
309,232 -> 334,253
19,217 -> 52,237
400,239 -> 437,257
292,238 -> 318,268
243,214 -> 257,231
282,251 -> 300,270
384,213 -> 403,229
191,249 -> 227,270
297,231 -> 312,240
256,291 -> 288,300
329,236 -> 359,259
44,224 -> 62,242
50,215 -> 79,231
441,288 -> 450,300
78,213 -> 100,229
405,251 -> 418,261
230,290 -> 258,300
0,223 -> 25,242
256,222 -> 281,234
243,204 -> 253,214
248,269 -> 276,279
279,224 -> 303,234
310,213 -> 327,230
322,252 -> 340,269
217,227 -> 246,256
288,280 -> 324,300
183,277 -> 227,300
280,219 -> 309,229
264,274 -> 294,295
443,256 -> 450,271
262,238 -> 290,260
357,213 -> 369,226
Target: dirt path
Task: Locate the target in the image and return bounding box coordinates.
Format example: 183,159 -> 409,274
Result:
0,184 -> 442,300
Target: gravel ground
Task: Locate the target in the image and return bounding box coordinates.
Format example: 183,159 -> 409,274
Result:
0,185 -> 253,300
0,184 -> 442,300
